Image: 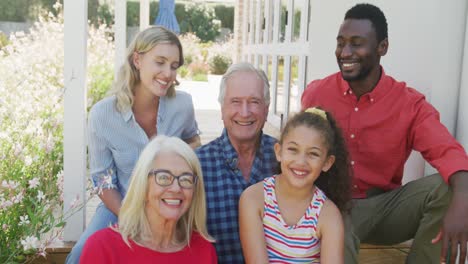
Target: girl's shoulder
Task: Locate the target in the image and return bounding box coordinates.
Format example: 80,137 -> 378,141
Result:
316,199 -> 343,236
240,180 -> 265,209
242,180 -> 265,198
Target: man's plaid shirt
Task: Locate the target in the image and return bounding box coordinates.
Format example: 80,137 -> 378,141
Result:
196,129 -> 278,264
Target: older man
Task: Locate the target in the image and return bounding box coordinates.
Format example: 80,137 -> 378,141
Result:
196,62 -> 278,263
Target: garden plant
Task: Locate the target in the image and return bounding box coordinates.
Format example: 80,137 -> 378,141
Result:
0,3 -> 114,263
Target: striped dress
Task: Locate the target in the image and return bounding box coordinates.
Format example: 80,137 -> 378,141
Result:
263,175 -> 327,263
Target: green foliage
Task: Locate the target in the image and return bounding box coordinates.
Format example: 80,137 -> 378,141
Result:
177,65 -> 189,79
126,1 -> 140,27
0,4 -> 110,261
208,54 -> 232,75
214,5 -> 234,30
0,1 -> 233,43
192,73 -> 208,82
0,0 -> 29,22
179,3 -> 220,42
87,64 -> 114,109
0,32 -> 10,49
96,3 -> 114,26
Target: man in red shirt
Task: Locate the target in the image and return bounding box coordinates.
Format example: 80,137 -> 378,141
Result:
301,3 -> 468,264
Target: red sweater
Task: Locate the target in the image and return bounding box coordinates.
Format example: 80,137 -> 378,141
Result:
80,228 -> 217,264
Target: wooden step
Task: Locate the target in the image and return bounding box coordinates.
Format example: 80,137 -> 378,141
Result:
34,241 -> 410,263
31,241 -> 74,264
359,242 -> 411,264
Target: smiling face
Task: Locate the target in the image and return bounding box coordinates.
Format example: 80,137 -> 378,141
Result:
133,43 -> 180,97
335,19 -> 387,82
221,71 -> 269,146
145,151 -> 194,222
275,125 -> 335,189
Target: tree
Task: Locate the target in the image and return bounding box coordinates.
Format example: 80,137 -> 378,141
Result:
179,3 -> 220,43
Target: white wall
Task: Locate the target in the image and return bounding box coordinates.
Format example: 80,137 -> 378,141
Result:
457,8 -> 468,153
307,0 -> 468,178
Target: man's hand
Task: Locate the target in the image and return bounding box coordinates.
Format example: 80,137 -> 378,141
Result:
432,171 -> 468,264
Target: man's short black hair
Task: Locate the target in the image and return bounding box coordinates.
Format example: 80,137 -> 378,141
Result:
345,3 -> 388,42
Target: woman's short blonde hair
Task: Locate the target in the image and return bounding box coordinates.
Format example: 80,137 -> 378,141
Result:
111,26 -> 184,112
117,135 -> 213,247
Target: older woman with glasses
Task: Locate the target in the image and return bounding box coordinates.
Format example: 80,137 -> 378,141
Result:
80,136 -> 217,263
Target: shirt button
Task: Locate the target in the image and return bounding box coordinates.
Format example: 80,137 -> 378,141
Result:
351,160 -> 355,165
370,98 -> 374,102
343,92 -> 347,96
353,185 -> 358,188
354,107 -> 359,112
350,134 -> 355,139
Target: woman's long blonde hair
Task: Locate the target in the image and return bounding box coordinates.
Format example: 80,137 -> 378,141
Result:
117,135 -> 213,247
111,26 -> 184,113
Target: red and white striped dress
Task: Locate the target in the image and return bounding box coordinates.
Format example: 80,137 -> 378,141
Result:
263,175 -> 326,263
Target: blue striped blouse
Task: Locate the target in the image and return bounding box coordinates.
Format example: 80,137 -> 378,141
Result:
87,90 -> 199,196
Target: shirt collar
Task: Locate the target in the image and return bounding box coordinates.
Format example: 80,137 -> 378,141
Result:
338,66 -> 393,102
119,96 -> 166,123
219,129 -> 265,171
121,109 -> 133,123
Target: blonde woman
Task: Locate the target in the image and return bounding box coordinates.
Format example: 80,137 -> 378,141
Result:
66,26 -> 200,263
80,136 -> 216,263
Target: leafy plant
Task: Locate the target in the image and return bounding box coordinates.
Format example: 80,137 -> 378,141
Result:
177,65 -> 189,79
179,3 -> 221,42
208,54 -> 232,75
0,2 -> 113,262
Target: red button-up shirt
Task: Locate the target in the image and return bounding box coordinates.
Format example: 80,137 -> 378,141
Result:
301,69 -> 468,198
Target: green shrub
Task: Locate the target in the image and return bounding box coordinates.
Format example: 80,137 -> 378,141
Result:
126,2 -> 140,27
209,54 -> 232,75
179,3 -> 220,42
192,73 -> 208,82
0,0 -> 29,22
0,32 -> 10,49
214,5 -> 234,30
177,65 -> 189,79
88,2 -> 114,26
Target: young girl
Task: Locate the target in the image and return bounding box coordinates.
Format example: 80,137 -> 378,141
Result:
239,107 -> 352,263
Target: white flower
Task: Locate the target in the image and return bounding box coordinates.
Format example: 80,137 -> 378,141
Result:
21,236 -> 39,251
37,190 -> 45,202
24,156 -> 33,166
19,215 -> 30,226
29,178 -> 40,188
2,180 -> 20,189
1,199 -> 13,209
13,143 -> 23,156
44,135 -> 55,153
14,192 -> 24,204
2,224 -> 8,230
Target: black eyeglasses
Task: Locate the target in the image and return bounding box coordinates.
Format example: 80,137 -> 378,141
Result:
148,169 -> 197,189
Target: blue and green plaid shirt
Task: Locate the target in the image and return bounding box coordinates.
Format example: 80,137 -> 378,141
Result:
196,129 -> 278,264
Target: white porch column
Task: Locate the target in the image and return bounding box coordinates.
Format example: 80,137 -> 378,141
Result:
114,0 -> 127,77
63,0 -> 88,241
140,0 -> 150,30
